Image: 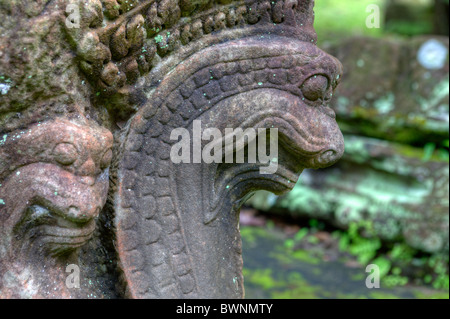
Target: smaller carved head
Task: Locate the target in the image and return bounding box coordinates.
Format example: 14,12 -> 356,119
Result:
0,118 -> 113,258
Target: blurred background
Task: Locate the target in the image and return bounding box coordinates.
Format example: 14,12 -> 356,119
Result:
242,0 -> 449,299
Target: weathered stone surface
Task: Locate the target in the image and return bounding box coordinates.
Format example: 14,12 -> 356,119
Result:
0,1 -> 96,133
1,0 -> 344,298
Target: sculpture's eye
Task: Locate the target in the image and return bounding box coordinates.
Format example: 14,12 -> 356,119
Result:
300,75 -> 329,102
101,149 -> 113,170
53,143 -> 78,166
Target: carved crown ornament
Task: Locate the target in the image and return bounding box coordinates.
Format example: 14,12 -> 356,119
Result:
64,0 -> 318,117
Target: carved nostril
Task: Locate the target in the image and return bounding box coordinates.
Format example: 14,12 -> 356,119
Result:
317,149 -> 340,167
67,206 -> 100,223
79,158 -> 96,176
67,206 -> 82,222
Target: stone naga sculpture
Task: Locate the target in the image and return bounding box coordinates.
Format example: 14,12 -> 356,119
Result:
0,0 -> 344,298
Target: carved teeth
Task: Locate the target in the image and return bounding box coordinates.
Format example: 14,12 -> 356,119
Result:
258,1 -> 272,23
158,0 -> 181,28
235,6 -> 248,26
180,25 -> 192,45
146,2 -> 163,36
283,0 -> 299,24
191,20 -> 204,40
104,0 -> 140,16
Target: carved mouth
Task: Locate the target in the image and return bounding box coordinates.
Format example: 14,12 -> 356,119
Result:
254,114 -> 326,155
206,105 -> 342,220
209,113 -> 313,215
215,162 -> 301,194
263,115 -> 343,169
16,205 -> 97,256
207,149 -> 302,224
239,111 -> 341,167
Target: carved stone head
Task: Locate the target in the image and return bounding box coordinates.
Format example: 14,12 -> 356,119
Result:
0,118 -> 113,298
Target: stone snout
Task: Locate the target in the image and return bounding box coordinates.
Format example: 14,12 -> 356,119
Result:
193,85 -> 345,185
